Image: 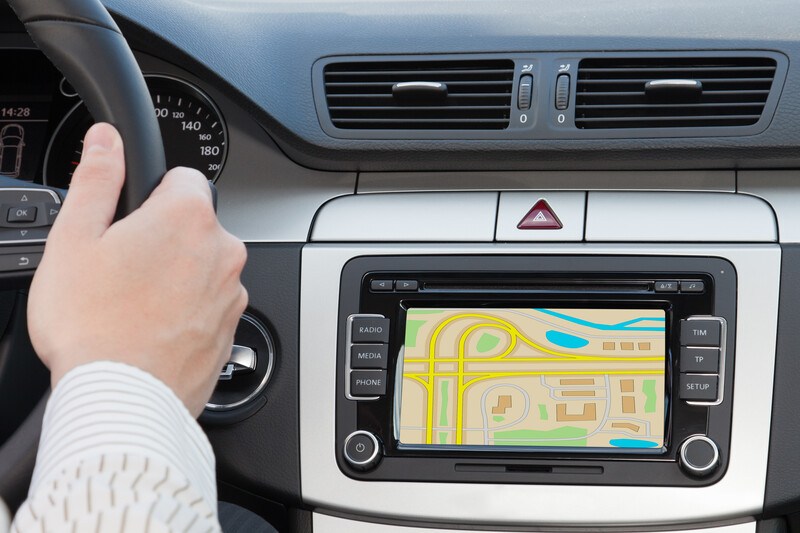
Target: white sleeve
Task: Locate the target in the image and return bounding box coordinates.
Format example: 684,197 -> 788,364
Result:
10,361 -> 221,533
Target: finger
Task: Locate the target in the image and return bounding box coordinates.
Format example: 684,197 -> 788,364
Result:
147,166 -> 212,205
52,123 -> 125,239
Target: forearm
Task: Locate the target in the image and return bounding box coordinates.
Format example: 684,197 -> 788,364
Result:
11,361 -> 220,532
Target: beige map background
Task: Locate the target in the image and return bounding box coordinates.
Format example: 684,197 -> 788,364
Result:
398,308 -> 665,449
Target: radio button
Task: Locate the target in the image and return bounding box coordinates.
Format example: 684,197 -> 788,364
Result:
351,370 -> 388,396
351,317 -> 390,343
344,431 -> 381,471
680,319 -> 721,347
680,436 -> 719,477
655,280 -> 679,292
680,347 -> 720,373
351,344 -> 389,369
679,374 -> 718,402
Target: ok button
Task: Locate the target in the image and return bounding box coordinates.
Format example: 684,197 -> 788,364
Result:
7,206 -> 37,223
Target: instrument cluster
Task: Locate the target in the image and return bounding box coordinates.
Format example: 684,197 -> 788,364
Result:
2,49 -> 228,189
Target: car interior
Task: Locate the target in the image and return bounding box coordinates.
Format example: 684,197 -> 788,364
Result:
0,0 -> 799,531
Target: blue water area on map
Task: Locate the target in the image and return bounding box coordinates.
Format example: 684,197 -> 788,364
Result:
609,439 -> 660,448
545,330 -> 589,349
536,308 -> 665,332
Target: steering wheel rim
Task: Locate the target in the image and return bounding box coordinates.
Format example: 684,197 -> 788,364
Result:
0,0 -> 166,508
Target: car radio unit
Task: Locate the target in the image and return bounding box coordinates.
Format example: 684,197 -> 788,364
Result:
335,255 -> 736,487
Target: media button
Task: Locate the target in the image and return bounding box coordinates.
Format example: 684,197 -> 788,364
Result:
680,319 -> 721,347
351,370 -> 388,396
351,317 -> 390,343
680,347 -> 719,373
351,344 -> 389,369
679,374 -> 718,402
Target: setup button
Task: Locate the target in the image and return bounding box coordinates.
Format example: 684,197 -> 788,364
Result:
679,374 -> 718,402
350,370 -> 388,396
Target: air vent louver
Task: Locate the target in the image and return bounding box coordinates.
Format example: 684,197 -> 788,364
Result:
324,59 -> 514,130
575,57 -> 777,129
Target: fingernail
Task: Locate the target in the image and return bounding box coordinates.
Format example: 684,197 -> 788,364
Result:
83,123 -> 119,155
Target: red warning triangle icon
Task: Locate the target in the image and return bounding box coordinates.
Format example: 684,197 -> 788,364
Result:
517,199 -> 563,230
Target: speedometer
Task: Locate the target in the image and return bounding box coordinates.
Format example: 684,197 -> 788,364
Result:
44,75 -> 227,188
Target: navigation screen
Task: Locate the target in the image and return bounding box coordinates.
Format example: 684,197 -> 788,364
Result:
397,308 -> 666,450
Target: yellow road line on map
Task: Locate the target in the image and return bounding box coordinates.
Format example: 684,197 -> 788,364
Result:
404,356 -> 665,363
407,370 -> 664,377
419,311 -> 664,445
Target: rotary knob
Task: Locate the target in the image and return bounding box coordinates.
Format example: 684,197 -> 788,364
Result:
343,431 -> 381,471
679,435 -> 720,477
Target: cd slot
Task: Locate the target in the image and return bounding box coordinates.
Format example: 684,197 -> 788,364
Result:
423,280 -> 651,293
455,464 -> 604,475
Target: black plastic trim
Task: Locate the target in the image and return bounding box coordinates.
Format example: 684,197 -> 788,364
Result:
764,244 -> 800,516
313,51 -> 787,141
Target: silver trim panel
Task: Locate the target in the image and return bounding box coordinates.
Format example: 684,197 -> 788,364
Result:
738,170 -> 800,244
300,244 -> 780,525
359,170 -> 735,194
311,192 -> 498,242
586,192 -> 777,242
313,514 -> 756,533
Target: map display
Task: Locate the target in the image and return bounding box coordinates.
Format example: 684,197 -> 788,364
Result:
397,308 -> 666,450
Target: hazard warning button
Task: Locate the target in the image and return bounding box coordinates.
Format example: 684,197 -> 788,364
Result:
495,192 -> 585,242
517,199 -> 563,230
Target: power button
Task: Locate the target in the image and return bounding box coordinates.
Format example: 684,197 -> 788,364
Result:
344,430 -> 381,471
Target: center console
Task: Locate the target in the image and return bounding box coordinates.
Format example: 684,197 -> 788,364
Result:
299,243 -> 780,526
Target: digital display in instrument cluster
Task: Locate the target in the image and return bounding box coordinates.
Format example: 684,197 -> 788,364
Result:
397,307 -> 667,451
0,51 -> 61,182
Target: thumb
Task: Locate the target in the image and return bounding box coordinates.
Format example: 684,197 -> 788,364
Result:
51,123 -> 126,240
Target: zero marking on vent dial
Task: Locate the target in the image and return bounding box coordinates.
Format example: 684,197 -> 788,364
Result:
44,75 -> 228,187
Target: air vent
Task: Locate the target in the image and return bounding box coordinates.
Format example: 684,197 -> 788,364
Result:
324,59 -> 514,130
575,57 -> 777,129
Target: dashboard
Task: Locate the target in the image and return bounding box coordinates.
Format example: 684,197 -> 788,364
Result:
4,1 -> 800,532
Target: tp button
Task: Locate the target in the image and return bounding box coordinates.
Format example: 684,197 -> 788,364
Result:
344,431 -> 381,471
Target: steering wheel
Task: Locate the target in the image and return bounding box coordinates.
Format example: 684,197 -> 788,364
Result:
0,0 -> 166,509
